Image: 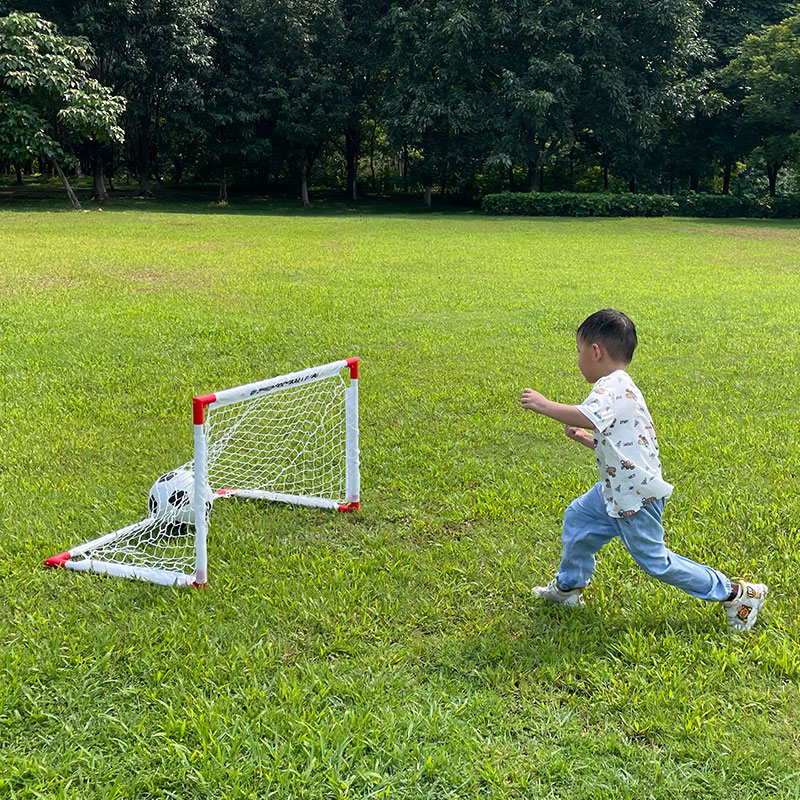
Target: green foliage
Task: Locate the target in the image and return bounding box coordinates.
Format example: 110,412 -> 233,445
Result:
677,192 -> 758,217
722,12 -> 800,192
0,11 -> 125,163
482,191 -> 679,217
482,190 -> 800,218
761,194 -> 800,217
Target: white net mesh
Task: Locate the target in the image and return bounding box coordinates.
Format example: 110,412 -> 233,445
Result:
54,363 -> 353,585
206,373 -> 347,502
71,517 -> 198,584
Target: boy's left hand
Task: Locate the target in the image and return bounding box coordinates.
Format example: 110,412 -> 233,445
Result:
521,388 -> 549,413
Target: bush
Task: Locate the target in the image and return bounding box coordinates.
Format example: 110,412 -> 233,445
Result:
481,191 -> 678,217
760,195 -> 800,218
676,193 -> 758,217
481,190 -> 800,218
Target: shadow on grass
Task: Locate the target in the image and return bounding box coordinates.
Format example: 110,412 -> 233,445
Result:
0,182 -> 484,219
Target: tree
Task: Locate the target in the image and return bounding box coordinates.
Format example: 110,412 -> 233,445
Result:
723,12 -> 800,196
0,11 -> 125,208
663,0 -> 793,195
383,0 -> 498,204
274,0 -> 349,207
574,0 -> 710,193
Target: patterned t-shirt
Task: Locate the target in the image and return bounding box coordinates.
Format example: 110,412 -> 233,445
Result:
577,370 -> 673,517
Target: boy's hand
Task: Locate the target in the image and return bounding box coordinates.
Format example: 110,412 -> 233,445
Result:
521,388 -> 549,413
565,425 -> 596,449
564,425 -> 583,441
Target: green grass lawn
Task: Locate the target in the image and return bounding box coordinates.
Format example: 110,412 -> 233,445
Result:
1,199 -> 800,799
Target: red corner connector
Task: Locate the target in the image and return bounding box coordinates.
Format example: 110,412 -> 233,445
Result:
44,551 -> 71,568
346,357 -> 358,380
338,502 -> 359,513
193,394 -> 216,425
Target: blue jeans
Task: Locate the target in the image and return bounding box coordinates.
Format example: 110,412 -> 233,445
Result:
556,482 -> 731,602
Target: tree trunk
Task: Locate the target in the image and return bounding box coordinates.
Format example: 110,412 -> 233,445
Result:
440,163 -> 447,197
301,161 -> 311,208
629,176 -> 636,193
403,144 -> 409,193
369,121 -> 377,193
218,165 -> 227,203
52,158 -> 82,210
539,166 -> 544,192
722,161 -> 731,195
603,164 -> 608,191
424,186 -> 431,206
527,161 -> 540,192
172,155 -> 183,186
345,115 -> 360,201
91,139 -> 109,202
766,162 -> 780,197
508,165 -> 515,192
689,171 -> 699,192
137,113 -> 152,196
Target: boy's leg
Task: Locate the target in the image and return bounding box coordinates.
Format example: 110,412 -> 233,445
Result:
614,500 -> 731,601
556,482 -> 619,591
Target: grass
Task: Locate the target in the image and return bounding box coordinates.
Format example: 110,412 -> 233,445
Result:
1,197 -> 800,798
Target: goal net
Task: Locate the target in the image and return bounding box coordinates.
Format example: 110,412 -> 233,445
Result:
45,358 -> 360,586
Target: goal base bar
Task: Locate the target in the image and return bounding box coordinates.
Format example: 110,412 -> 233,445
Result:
219,489 -> 358,512
45,553 -> 196,586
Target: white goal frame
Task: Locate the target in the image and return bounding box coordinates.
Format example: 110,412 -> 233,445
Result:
45,357 -> 360,586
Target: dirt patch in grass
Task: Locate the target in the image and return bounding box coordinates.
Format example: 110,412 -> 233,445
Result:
0,273 -> 86,294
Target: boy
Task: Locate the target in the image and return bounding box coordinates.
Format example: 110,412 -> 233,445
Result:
521,309 -> 767,633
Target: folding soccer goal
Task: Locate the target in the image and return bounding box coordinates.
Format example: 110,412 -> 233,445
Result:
45,358 -> 360,586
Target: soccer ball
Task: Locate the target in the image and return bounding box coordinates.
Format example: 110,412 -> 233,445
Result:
148,468 -> 209,525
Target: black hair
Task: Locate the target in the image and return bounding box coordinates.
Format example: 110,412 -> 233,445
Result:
576,309 -> 637,363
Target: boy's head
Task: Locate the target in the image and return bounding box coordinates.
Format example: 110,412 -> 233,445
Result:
576,309 -> 637,381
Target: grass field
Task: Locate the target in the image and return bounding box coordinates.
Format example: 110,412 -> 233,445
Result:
1,199 -> 800,799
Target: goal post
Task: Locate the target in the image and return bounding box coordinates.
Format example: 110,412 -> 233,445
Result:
45,357 -> 360,587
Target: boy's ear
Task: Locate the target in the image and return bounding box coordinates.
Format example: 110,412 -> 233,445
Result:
592,342 -> 603,360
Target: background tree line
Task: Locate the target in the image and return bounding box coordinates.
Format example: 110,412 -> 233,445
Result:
1,0 -> 799,206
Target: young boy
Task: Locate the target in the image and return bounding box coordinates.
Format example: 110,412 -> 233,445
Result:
521,309 -> 767,633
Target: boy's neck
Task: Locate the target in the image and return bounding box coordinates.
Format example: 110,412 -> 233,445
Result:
595,362 -> 629,380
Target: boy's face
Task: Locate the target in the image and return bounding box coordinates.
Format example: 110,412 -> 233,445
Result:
577,337 -> 603,382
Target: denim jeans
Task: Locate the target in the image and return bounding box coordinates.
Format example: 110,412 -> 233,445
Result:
556,482 -> 731,602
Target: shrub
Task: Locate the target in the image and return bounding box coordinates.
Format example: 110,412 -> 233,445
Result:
676,193 -> 758,217
481,190 -> 800,218
760,195 -> 800,218
481,191 -> 678,217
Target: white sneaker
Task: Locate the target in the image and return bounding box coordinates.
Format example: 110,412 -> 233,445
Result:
533,579 -> 584,607
722,580 -> 768,633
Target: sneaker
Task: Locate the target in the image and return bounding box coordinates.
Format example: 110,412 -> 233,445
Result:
722,580 -> 768,633
533,579 -> 584,607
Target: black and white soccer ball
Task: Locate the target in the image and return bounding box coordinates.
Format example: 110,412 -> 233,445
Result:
148,468 -> 209,525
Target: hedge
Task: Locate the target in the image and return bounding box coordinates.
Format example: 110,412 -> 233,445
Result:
481,191 -> 800,218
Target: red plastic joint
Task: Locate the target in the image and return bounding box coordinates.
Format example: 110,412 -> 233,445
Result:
337,502 -> 359,513
193,394 -> 216,425
346,357 -> 358,380
44,551 -> 71,568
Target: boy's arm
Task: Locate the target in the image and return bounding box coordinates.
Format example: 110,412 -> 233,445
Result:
521,388 -> 596,429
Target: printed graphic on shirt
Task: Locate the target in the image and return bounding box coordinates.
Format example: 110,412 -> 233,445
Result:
578,370 -> 673,517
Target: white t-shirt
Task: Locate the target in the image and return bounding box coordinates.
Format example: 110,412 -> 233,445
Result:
577,370 -> 673,517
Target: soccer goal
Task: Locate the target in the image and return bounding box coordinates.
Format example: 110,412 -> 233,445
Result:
45,358 -> 360,586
